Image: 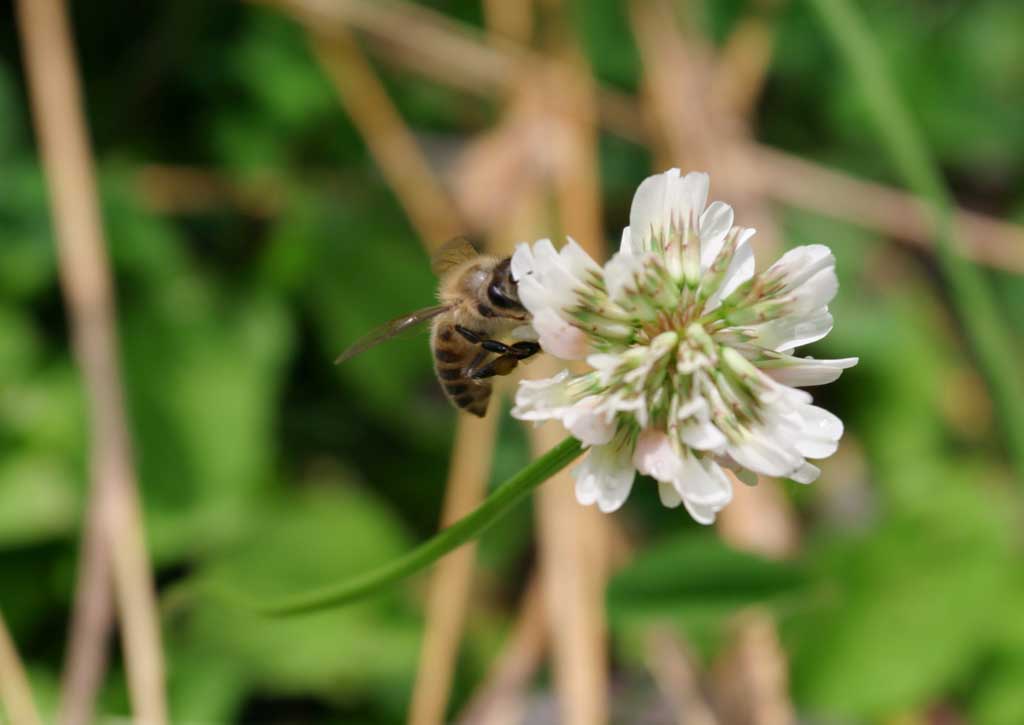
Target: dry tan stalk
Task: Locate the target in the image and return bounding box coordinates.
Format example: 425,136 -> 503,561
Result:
630,0 -> 784,257
749,143 -> 1024,274
410,412 -> 501,725
137,164 -> 283,218
306,24 -> 463,247
0,612 -> 44,725
296,21 -> 501,725
483,0 -> 534,47
530,412 -> 610,725
644,626 -> 719,725
260,0 -> 521,100
266,0 -> 1024,272
536,12 -> 612,721
14,1 -> 167,723
711,611 -> 796,725
712,0 -> 787,121
630,9 -> 800,725
718,474 -> 801,559
456,577 -> 546,725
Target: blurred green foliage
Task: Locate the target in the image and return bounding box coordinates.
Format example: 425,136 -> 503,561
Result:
1,0 -> 1022,723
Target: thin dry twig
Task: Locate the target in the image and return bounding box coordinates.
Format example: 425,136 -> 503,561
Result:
711,611 -> 795,725
267,0 -> 1024,273
456,577 -> 547,725
410,411 -> 501,725
305,21 -> 463,247
644,626 -> 719,725
530,412 -> 609,725
749,143 -> 1024,274
296,17 -> 506,724
0,611 -> 45,725
14,1 -> 167,723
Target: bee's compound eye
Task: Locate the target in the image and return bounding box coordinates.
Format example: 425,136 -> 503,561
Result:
487,280 -> 521,310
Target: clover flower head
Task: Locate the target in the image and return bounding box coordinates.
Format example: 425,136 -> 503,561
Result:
511,169 -> 858,524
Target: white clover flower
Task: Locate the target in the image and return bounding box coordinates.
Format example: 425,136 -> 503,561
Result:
511,169 -> 857,524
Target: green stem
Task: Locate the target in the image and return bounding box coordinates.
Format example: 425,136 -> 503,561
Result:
806,0 -> 1024,477
239,436 -> 583,617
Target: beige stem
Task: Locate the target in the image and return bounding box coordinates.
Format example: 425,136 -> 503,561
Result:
409,411 -> 500,725
14,1 -> 167,723
0,611 -> 44,725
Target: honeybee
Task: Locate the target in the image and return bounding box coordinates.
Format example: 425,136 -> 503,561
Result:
335,237 -> 539,417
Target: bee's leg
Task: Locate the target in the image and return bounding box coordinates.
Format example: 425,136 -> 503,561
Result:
469,342 -> 541,379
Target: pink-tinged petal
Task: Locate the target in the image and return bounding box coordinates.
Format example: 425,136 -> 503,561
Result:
532,308 -> 589,360
632,428 -> 682,483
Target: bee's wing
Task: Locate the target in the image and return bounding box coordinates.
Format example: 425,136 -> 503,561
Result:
334,304 -> 453,364
430,236 -> 479,276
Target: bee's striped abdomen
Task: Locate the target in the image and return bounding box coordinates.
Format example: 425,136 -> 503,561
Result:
432,323 -> 492,417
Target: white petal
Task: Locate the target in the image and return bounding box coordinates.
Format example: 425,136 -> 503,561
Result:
727,433 -> 802,477
658,481 -> 682,508
764,356 -> 859,387
510,242 -> 535,280
633,428 -> 682,483
515,275 -> 555,316
678,418 -> 727,451
768,244 -> 834,290
619,227 -> 637,256
630,168 -> 679,251
748,307 -> 834,351
698,201 -> 734,270
573,444 -> 636,513
683,498 -> 718,525
791,405 -> 844,459
628,169 -> 710,252
678,171 -> 710,224
511,370 -> 572,421
704,228 -> 756,311
604,251 -> 645,303
563,396 -> 615,446
789,461 -> 820,484
676,456 -> 733,507
561,237 -> 601,276
532,308 -> 589,360
791,266 -> 839,314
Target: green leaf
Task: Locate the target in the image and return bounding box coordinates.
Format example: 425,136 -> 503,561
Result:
185,483 -> 421,705
607,532 -> 808,626
0,454 -> 80,548
790,482 -> 1012,717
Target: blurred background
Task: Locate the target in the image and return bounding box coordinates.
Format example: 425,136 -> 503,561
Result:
1,0 -> 1023,723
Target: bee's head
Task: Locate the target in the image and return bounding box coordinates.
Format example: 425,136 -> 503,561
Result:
485,257 -> 527,318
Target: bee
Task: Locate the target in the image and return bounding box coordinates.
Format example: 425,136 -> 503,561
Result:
335,237 -> 540,417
